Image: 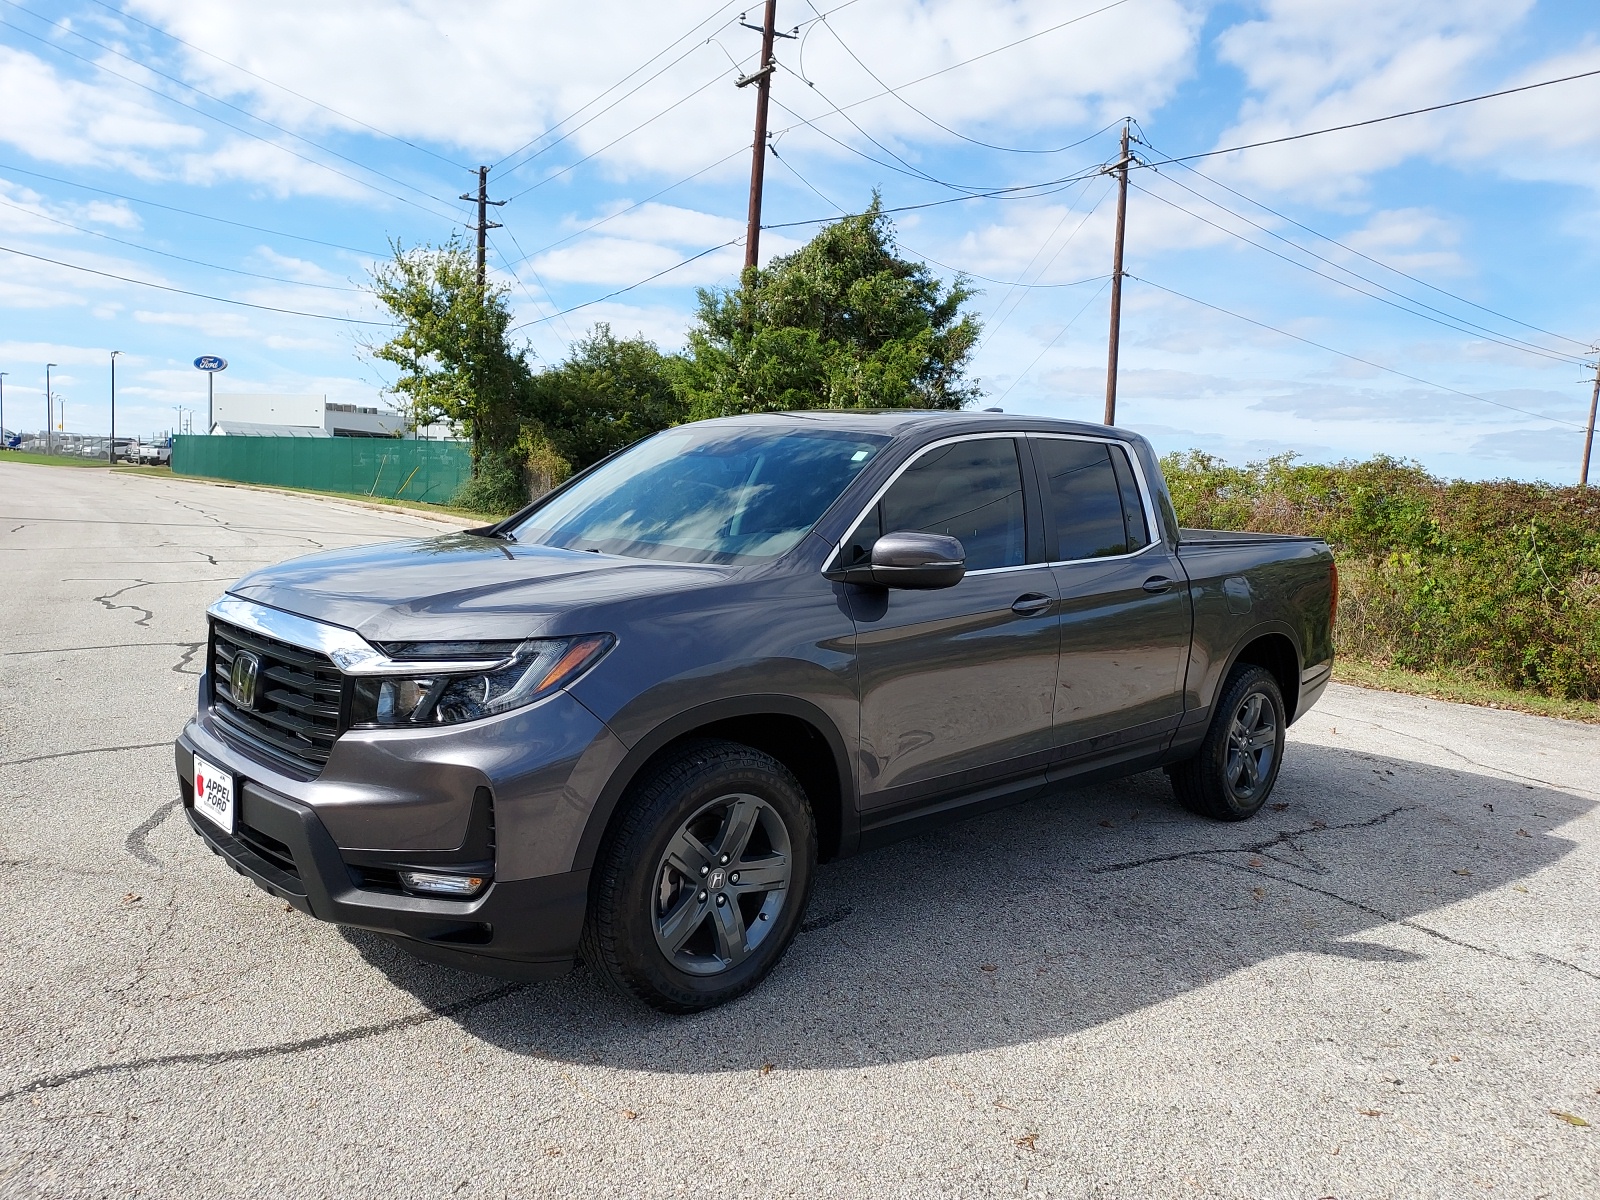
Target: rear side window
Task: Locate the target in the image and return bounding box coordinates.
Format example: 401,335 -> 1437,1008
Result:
845,437 -> 1026,572
1032,438 -> 1150,561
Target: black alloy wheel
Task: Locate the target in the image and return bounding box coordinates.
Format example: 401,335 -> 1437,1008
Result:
1167,663 -> 1287,821
582,739 -> 816,1013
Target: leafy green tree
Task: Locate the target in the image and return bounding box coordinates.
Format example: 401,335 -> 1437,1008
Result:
522,323 -> 686,470
368,238 -> 528,479
675,196 -> 982,417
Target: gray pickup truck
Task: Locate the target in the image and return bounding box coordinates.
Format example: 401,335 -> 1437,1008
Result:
176,411 -> 1336,1011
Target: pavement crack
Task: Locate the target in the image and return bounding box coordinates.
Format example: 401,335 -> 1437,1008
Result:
1092,807 -> 1407,874
171,642 -> 203,675
2,742 -> 170,767
0,642 -> 201,658
0,983 -> 527,1103
93,580 -> 154,628
1531,951 -> 1600,983
126,800 -> 180,868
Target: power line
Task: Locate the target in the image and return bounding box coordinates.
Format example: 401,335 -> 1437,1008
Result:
1133,274 -> 1589,429
762,163 -> 1106,230
1129,179 -> 1586,366
0,242 -> 391,324
979,177 -> 1109,350
1155,153 -> 1593,353
800,0 -> 1129,156
1138,65 -> 1600,168
491,0 -> 746,172
0,196 -> 364,292
79,0 -> 470,172
997,278 -> 1112,402
508,239 -> 742,332
0,161 -> 385,256
0,11 -> 464,222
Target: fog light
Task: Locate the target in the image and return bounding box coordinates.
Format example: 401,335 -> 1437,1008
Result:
399,869 -> 487,897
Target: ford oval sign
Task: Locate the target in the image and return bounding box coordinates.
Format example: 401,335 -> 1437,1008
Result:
193,355 -> 228,372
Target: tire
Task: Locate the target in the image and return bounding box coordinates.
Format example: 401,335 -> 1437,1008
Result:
580,739 -> 817,1013
1167,664 -> 1287,822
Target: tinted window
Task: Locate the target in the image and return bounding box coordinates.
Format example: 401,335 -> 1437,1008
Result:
1033,438 -> 1149,560
846,438 -> 1025,572
511,426 -> 886,564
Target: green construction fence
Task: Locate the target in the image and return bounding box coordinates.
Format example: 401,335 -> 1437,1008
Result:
171,436 -> 473,505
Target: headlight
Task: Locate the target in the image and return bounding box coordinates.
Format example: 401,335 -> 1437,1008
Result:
349,634 -> 613,727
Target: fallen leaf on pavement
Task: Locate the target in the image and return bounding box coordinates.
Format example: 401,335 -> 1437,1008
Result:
1516,829 -> 1531,837
1270,803 -> 1289,812
760,1063 -> 773,1075
1098,820 -> 1114,828
1015,1133 -> 1038,1151
1247,856 -> 1264,867
1359,1109 -> 1383,1117
122,893 -> 141,904
980,963 -> 997,973
1454,869 -> 1473,877
1550,1110 -> 1589,1127
622,1109 -> 639,1120
1513,885 -> 1529,893
1251,887 -> 1265,900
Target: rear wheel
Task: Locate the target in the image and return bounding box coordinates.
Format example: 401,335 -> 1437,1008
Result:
1167,664 -> 1286,821
581,739 -> 816,1013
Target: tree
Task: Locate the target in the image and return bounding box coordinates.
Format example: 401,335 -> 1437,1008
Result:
368,238 -> 528,477
521,323 -> 686,470
674,195 -> 982,418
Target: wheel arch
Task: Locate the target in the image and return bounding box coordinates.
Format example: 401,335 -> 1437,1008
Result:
571,696 -> 856,873
1225,628 -> 1303,722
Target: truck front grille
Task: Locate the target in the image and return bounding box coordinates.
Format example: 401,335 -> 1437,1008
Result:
211,619 -> 346,771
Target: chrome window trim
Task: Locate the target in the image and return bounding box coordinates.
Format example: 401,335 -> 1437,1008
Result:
825,432 -> 1036,576
207,596 -> 517,676
1025,432 -> 1163,568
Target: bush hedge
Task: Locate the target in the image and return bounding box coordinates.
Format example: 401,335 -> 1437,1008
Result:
1161,452 -> 1600,701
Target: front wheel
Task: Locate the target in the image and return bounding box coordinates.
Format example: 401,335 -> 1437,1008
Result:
1167,664 -> 1287,821
581,739 -> 816,1013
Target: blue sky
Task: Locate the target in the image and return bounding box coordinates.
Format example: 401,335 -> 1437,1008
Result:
2,0 -> 1598,481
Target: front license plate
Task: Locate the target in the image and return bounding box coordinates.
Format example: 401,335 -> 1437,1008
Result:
192,754 -> 235,834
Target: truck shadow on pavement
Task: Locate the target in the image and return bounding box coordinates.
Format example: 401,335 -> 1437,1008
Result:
346,740 -> 1594,1069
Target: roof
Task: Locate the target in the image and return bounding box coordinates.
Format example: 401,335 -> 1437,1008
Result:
210,421 -> 331,438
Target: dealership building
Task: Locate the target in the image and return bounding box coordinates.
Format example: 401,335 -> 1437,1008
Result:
209,394 -> 407,438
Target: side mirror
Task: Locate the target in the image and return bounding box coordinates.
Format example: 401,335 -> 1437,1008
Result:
827,530 -> 966,589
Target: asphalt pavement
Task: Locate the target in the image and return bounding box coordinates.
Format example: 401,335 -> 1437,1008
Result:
2,460 -> 1597,1199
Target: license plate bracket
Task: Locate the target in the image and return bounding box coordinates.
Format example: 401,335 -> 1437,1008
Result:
192,754 -> 235,835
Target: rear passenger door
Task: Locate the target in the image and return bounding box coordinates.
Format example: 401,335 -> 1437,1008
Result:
838,435 -> 1061,812
1028,435 -> 1191,763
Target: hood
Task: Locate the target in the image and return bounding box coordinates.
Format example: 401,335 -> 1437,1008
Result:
226,532 -> 732,641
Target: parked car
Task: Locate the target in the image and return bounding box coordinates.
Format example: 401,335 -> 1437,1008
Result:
176,412 -> 1336,1011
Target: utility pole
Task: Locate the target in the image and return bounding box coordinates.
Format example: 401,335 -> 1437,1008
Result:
1581,357 -> 1600,487
109,351 -> 122,465
0,372 -> 8,450
45,363 -> 56,457
1103,122 -> 1132,427
460,166 -> 506,291
737,0 -> 792,275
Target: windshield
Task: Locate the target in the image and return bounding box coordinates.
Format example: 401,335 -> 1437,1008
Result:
509,424 -> 889,565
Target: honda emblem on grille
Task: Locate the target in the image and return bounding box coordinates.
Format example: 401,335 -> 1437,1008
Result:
230,650 -> 261,711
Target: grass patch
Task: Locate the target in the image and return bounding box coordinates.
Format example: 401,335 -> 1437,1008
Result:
1,450 -> 114,468
1334,656 -> 1599,724
117,465 -> 497,522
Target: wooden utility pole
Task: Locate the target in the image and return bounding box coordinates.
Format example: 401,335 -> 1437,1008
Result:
739,0 -> 780,274
460,166 -> 506,290
1103,122 -> 1131,427
1581,357 -> 1600,487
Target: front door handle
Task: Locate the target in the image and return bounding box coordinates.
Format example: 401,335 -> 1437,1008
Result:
1142,576 -> 1174,593
1011,593 -> 1052,615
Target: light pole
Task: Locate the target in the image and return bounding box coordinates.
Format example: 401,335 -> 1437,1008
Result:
0,371 -> 8,450
45,363 -> 56,457
109,351 -> 123,465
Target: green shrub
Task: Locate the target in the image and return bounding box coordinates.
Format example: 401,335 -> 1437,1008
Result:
1161,453 -> 1600,700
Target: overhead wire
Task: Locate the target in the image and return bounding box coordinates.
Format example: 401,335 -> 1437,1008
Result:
79,0 -> 471,172
800,0 -> 1130,156
489,227 -> 579,348
0,196 -> 364,292
1137,65 -> 1600,168
996,278 -> 1112,402
978,176 -> 1109,349
0,11 -> 465,222
0,161 -> 385,256
0,242 -> 391,325
508,239 -> 743,332
1133,275 -> 1589,428
1129,179 -> 1586,366
1154,153 -> 1594,353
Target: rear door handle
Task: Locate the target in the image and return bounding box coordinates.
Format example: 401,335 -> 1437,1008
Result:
1142,576 -> 1174,593
1011,592 -> 1053,615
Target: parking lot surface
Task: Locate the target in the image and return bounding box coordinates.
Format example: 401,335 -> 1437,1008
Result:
2,460 -> 1598,1199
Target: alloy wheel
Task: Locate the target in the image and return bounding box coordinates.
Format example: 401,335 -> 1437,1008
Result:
1225,691 -> 1278,801
651,793 -> 793,977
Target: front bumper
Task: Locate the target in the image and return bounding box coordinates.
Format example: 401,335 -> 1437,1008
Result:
175,722 -> 594,981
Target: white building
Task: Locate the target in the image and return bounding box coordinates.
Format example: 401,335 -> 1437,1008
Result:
210,394 -> 405,438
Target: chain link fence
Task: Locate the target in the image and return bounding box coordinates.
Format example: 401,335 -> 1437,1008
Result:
171,436 -> 472,505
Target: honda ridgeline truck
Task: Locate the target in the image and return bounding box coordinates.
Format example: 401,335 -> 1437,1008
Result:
176,411 -> 1336,1012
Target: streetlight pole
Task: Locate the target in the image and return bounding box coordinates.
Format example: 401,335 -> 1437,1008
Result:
109,351 -> 122,465
45,363 -> 56,457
